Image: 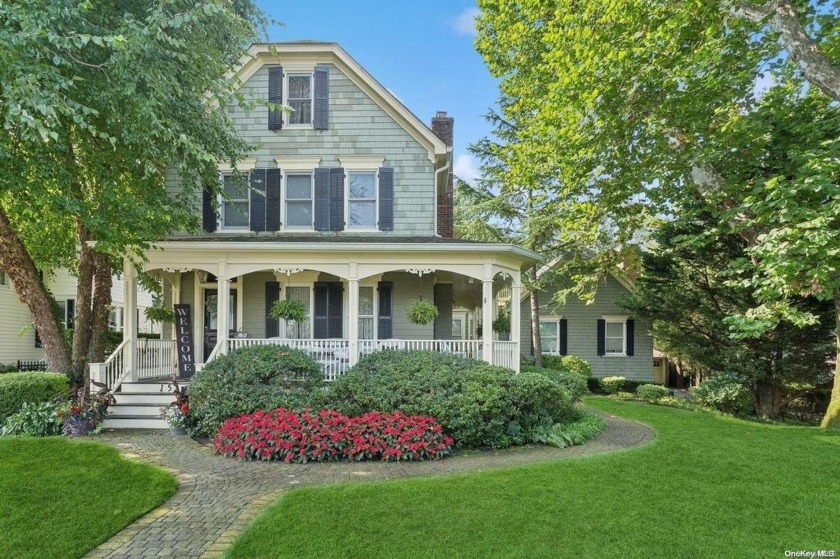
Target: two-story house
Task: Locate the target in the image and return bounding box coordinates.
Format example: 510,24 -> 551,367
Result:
95,43 -> 539,425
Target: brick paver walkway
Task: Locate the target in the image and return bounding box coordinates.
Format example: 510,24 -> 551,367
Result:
87,411 -> 653,558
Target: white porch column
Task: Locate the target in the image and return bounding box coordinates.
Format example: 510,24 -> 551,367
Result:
511,271 -> 522,373
123,260 -> 138,381
482,266 -> 494,365
348,278 -> 359,366
217,273 -> 231,355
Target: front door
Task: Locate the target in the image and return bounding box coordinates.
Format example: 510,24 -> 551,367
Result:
313,282 -> 343,338
204,288 -> 237,357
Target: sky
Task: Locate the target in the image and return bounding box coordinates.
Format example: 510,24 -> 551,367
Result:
256,1 -> 492,183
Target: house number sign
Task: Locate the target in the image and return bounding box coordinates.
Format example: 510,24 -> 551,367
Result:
174,304 -> 195,378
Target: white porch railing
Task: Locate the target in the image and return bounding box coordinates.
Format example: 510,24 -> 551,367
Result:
492,341 -> 518,370
135,339 -> 178,380
89,339 -> 129,392
227,338 -> 351,381
357,339 -> 483,360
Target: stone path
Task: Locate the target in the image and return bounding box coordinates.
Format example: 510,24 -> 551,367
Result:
87,412 -> 654,558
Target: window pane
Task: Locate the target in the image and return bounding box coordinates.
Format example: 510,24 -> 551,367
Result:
349,173 -> 376,199
359,287 -> 373,316
223,201 -> 249,227
286,175 -> 311,199
452,319 -> 462,337
606,338 -> 624,353
285,287 -> 310,339
286,201 -> 312,227
606,322 -> 624,337
289,100 -> 311,124
359,317 -> 374,340
223,175 -> 248,198
288,76 -> 311,98
349,201 -> 376,227
539,321 -> 558,338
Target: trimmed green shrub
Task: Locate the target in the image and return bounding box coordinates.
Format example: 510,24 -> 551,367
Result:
600,376 -> 627,394
1,401 -> 65,437
521,365 -> 588,402
559,355 -> 592,378
690,372 -> 752,415
188,345 -> 325,437
637,384 -> 669,402
540,354 -> 567,371
327,350 -> 574,449
0,372 -> 69,422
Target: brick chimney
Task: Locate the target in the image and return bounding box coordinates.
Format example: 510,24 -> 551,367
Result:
431,111 -> 454,238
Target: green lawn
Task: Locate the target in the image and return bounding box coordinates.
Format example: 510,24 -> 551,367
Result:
225,397 -> 840,559
0,437 -> 177,559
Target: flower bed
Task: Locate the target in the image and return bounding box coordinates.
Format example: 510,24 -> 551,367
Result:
214,408 -> 453,463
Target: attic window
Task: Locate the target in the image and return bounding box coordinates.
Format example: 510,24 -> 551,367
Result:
287,74 -> 312,125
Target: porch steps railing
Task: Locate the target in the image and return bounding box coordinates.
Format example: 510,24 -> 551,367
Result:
90,340 -> 130,394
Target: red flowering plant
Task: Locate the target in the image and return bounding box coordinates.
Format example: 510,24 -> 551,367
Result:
160,377 -> 190,430
214,408 -> 453,463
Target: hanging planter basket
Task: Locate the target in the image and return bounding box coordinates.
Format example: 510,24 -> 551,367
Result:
269,298 -> 309,323
144,305 -> 175,325
492,309 -> 511,334
406,299 -> 439,326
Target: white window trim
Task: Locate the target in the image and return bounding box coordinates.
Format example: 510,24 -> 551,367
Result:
282,170 -> 315,231
603,315 -> 629,357
538,316 -> 564,355
218,173 -> 251,232
217,158 -> 257,174
345,170 -> 379,232
284,69 -> 314,128
358,283 -> 377,340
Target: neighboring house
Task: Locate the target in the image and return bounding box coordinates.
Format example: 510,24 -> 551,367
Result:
95,42 -> 539,427
0,269 -> 157,367
519,272 -> 655,382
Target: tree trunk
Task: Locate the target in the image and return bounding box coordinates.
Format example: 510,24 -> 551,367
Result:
71,221 -> 94,383
0,208 -> 72,373
819,288 -> 840,428
528,265 -> 543,368
753,380 -> 784,419
87,252 -> 112,365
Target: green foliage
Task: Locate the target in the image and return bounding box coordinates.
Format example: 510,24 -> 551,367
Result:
491,308 -> 511,334
144,305 -> 175,325
690,373 -> 753,415
327,351 -> 574,448
508,408 -> 605,449
405,299 -> 439,325
1,401 -> 65,437
269,299 -> 309,323
521,365 -> 588,403
188,345 -> 325,437
636,385 -> 669,403
559,355 -> 592,378
600,376 -> 626,395
0,373 -> 69,422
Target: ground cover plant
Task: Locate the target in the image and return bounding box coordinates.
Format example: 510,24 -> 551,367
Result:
0,437 -> 177,559
327,350 -> 573,448
215,409 -> 453,462
0,372 -> 69,421
225,398 -> 840,558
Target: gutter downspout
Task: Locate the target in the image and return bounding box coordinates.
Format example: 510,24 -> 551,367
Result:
434,147 -> 453,238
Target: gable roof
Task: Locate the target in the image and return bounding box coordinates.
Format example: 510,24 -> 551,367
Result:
232,42 -> 449,163
520,256 -> 636,302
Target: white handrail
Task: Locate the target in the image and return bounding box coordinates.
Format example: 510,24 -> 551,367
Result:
205,339 -> 224,364
99,339 -> 129,392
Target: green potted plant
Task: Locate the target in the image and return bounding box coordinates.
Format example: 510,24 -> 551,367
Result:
406,298 -> 439,325
144,304 -> 175,325
270,298 -> 309,337
492,308 -> 511,334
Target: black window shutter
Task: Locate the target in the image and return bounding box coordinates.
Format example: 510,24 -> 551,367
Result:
330,167 -> 344,231
626,319 -> 635,356
313,64 -> 329,130
559,318 -> 568,356
268,66 -> 283,130
377,281 -> 393,339
596,319 -> 606,356
314,168 -> 331,231
265,282 -> 280,337
378,167 -> 394,231
202,186 -> 217,232
266,168 -> 281,231
313,283 -> 329,339
327,283 -> 343,338
66,299 -> 75,330
249,169 -> 266,232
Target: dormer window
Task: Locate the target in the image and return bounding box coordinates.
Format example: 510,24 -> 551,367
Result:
287,74 -> 312,125
221,174 -> 250,230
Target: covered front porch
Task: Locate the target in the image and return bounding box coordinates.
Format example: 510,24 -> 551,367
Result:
91,238 -> 537,389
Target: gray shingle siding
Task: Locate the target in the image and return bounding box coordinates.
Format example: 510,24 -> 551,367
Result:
520,275 -> 654,382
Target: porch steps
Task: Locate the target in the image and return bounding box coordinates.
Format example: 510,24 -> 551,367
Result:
103,380 -> 188,430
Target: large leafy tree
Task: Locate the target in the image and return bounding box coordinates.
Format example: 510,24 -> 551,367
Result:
475,1 -> 840,427
0,0 -> 263,381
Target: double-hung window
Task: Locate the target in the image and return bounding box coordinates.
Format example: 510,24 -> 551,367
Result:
284,286 -> 311,339
221,174 -> 249,230
287,74 -> 312,125
285,173 -> 313,228
605,319 -> 626,355
359,286 -> 375,339
348,171 -> 377,229
539,320 -> 560,354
